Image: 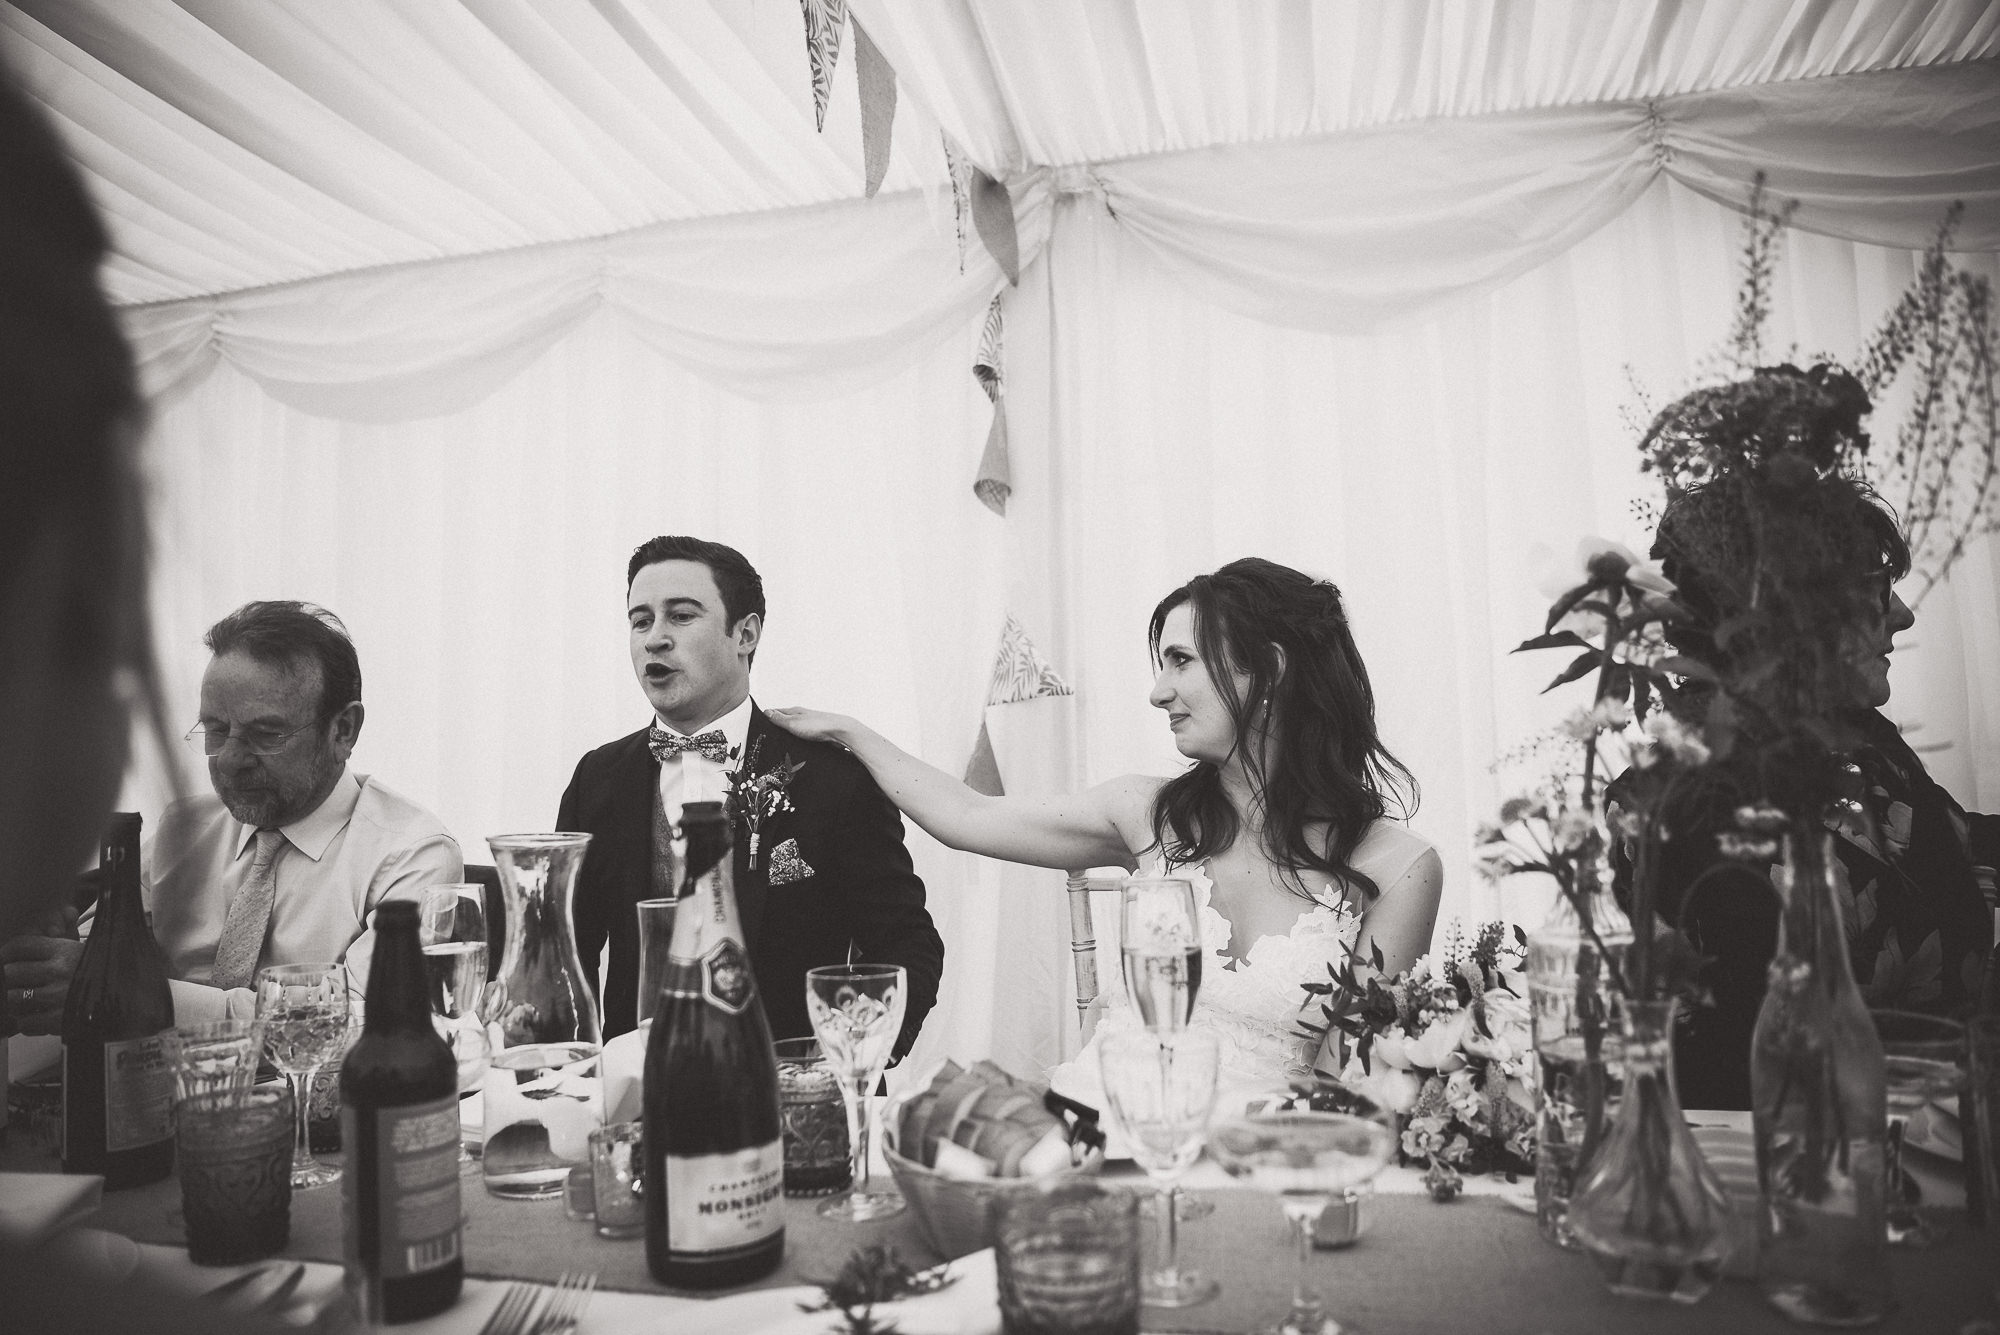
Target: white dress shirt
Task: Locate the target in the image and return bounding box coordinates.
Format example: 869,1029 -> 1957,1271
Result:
135,767 -> 462,1022
654,695 -> 754,824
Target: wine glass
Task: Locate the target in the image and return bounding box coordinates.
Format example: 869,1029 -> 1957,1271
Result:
1208,1098 -> 1398,1335
1120,878 -> 1202,1032
255,962 -> 351,1189
805,964 -> 908,1221
1870,1009 -> 1965,1247
1098,1028 -> 1221,1308
422,884 -> 492,1165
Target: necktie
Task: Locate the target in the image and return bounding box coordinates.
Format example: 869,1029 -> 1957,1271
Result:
648,725 -> 730,765
213,828 -> 284,990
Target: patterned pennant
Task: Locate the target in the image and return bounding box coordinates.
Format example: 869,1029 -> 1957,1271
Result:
799,0 -> 848,133
942,132 -> 976,273
973,294 -> 1003,404
972,295 -> 1009,515
987,614 -> 1073,705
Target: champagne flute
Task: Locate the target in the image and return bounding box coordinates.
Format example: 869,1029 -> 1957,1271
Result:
422,885 -> 491,1165
1870,1009 -> 1965,1247
805,964 -> 908,1222
1208,1098 -> 1398,1335
255,962 -> 351,1189
1119,878 -> 1202,1032
1120,876 -> 1214,1220
1098,1028 -> 1220,1308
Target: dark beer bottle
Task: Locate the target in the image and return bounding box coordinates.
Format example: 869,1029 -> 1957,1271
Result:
341,900 -> 463,1323
644,801 -> 785,1288
61,812 -> 174,1188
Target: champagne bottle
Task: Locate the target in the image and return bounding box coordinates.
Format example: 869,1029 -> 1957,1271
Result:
341,900 -> 463,1324
61,812 -> 174,1188
644,801 -> 785,1288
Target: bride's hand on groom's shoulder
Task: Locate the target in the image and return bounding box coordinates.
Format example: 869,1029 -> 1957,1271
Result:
765,706 -> 855,746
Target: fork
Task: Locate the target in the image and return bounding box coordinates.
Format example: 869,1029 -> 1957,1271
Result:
478,1282 -> 542,1335
536,1270 -> 597,1334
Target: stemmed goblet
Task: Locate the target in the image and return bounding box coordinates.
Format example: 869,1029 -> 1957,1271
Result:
805,963 -> 908,1222
1208,1095 -> 1398,1335
1099,1028 -> 1221,1308
255,962 -> 350,1189
1870,1009 -> 1965,1247
422,884 -> 492,1165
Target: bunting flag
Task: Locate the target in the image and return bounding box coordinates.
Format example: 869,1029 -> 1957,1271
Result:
853,20 -> 896,197
972,295 -> 1011,515
798,0 -> 848,133
988,613 -> 1073,704
971,170 -> 1020,286
964,614 -> 1074,793
942,133 -> 976,272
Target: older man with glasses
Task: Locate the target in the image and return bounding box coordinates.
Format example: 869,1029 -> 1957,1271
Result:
2,600 -> 462,1031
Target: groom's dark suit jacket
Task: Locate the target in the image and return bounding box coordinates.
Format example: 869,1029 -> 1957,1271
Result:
557,705 -> 944,1057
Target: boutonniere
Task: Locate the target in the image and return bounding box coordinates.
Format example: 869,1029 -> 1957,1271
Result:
725,735 -> 805,871
799,1244 -> 953,1335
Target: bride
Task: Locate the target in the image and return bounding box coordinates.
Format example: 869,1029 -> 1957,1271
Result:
768,557 -> 1442,1096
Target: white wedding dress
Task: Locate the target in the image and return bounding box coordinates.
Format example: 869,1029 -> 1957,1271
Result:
1049,818 -> 1436,1114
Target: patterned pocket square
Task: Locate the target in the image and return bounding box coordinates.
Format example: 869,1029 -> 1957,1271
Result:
767,837 -> 815,885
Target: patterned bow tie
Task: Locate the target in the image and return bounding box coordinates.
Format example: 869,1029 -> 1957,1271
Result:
649,725 -> 730,764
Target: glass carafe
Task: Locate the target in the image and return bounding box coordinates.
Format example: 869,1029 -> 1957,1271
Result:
1752,825 -> 1890,1326
480,833 -> 603,1198
1527,826 -> 1633,1248
1569,998 -> 1731,1302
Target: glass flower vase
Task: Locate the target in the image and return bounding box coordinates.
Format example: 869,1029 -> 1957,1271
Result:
480,833 -> 605,1198
1569,998 -> 1731,1302
1527,833 -> 1633,1249
1752,825 -> 1891,1326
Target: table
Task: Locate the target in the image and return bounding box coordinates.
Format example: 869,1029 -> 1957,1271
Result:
8,1134 -> 1994,1334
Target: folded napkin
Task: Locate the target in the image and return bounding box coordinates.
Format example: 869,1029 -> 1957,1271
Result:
140,1243 -> 348,1331
602,1026 -> 648,1126
0,1171 -> 101,1248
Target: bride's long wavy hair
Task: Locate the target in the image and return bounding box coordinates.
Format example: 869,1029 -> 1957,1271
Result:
1147,558 -> 1417,904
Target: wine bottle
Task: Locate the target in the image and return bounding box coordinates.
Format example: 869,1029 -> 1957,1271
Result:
341,900 -> 463,1324
61,812 -> 174,1188
644,801 -> 785,1288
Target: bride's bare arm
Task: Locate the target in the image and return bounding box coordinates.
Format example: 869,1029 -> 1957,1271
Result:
1353,847 -> 1443,980
765,706 -> 1153,871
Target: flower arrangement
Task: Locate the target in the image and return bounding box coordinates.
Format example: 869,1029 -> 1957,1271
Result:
1299,920 -> 1537,1188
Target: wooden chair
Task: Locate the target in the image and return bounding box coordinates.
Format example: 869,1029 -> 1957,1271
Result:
1064,870 -> 1128,1040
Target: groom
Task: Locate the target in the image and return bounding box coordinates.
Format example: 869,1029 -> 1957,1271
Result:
558,536 -> 944,1058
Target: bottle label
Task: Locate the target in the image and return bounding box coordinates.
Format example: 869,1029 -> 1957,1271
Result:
102,1036 -> 173,1153
701,939 -> 754,1014
347,1096 -> 463,1279
666,1141 -> 784,1253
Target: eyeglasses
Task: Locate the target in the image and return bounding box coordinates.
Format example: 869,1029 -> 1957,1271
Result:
184,721 -> 316,757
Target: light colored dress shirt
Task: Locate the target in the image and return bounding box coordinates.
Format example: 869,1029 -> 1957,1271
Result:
653,694 -> 753,824
138,767 -> 462,1022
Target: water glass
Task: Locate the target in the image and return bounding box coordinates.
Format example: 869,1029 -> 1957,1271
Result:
775,1037 -> 851,1196
634,898 -> 676,1028
161,1018 -> 266,1106
590,1121 -> 645,1239
805,964 -> 908,1221
1871,1009 -> 1966,1246
177,1085 -> 294,1265
995,1180 -> 1140,1335
1967,1015 -> 2000,1229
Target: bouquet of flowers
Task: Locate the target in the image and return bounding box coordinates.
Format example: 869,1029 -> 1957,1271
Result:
1299,920 -> 1537,1186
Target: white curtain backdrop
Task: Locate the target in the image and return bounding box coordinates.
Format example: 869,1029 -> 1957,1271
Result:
126,176 -> 2000,1081
22,0 -> 1994,1082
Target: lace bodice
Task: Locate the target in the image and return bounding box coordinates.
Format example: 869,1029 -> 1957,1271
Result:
1050,818 -> 1434,1111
